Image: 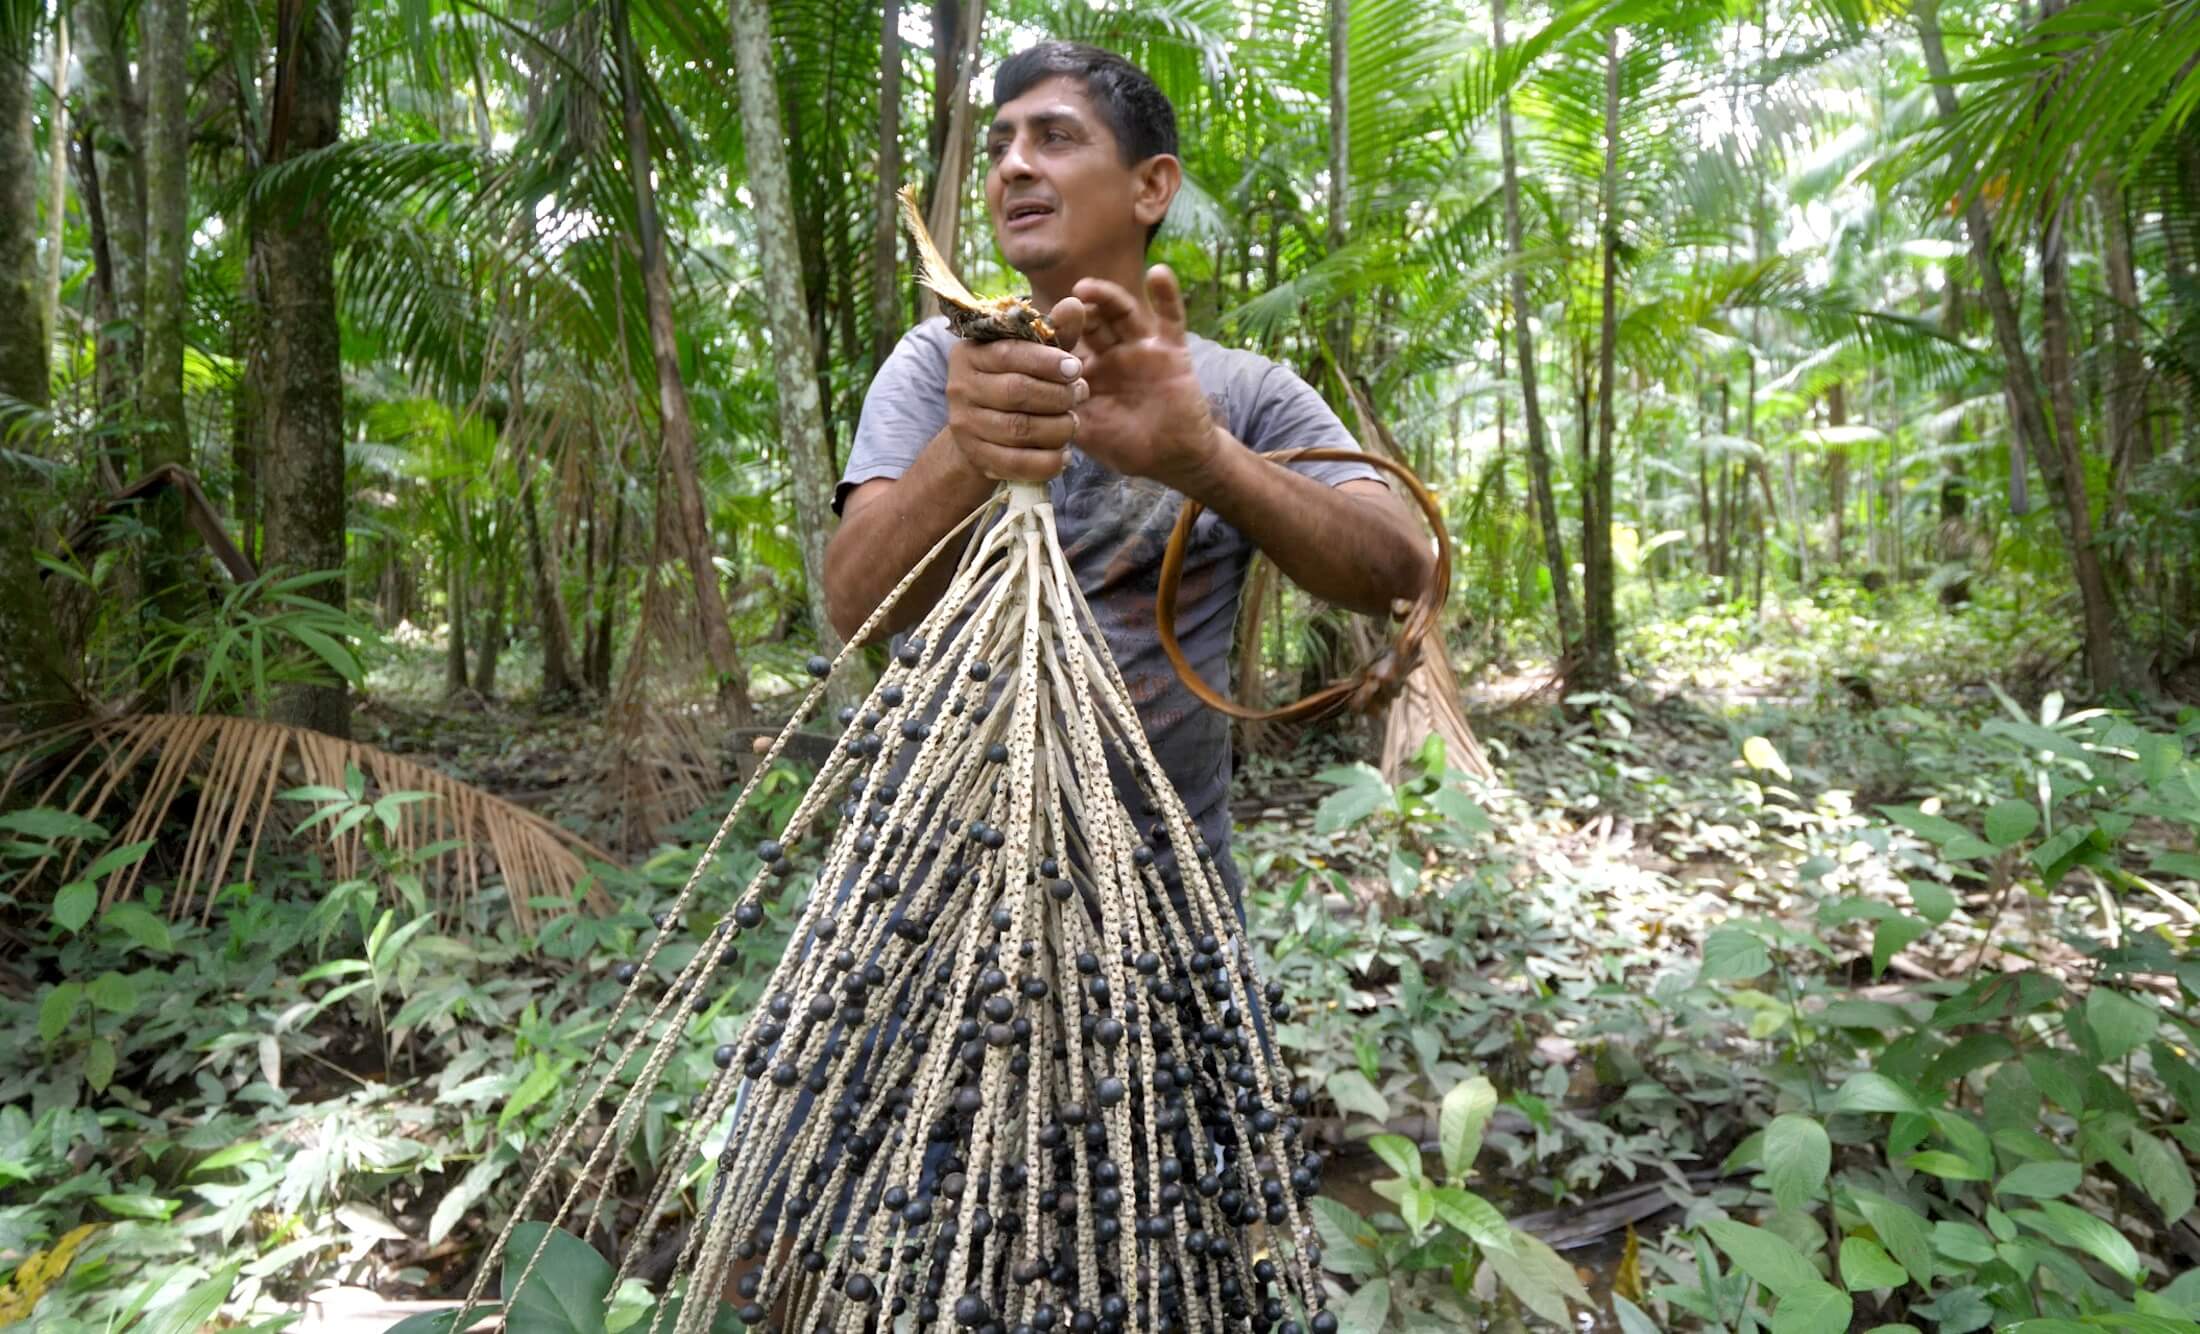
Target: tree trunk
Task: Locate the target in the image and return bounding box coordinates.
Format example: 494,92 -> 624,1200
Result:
613,0 -> 751,722
870,0 -> 903,369
1917,0 -> 2122,692
1325,0 -> 1352,380
730,0 -> 845,674
1,24 -> 78,730
587,473 -> 626,696
446,551 -> 470,695
43,14 -> 68,343
139,0 -> 194,615
1493,0 -> 1578,661
1578,27 -> 1622,691
471,539 -> 507,698
76,0 -> 142,418
523,469 -> 578,702
2095,174 -> 2147,524
257,0 -> 355,737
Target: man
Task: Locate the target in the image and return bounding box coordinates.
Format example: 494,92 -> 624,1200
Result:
824,40 -> 1431,881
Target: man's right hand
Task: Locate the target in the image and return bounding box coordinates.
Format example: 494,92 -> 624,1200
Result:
944,298 -> 1089,484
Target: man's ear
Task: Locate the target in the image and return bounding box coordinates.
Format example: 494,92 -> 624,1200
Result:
1132,154 -> 1182,233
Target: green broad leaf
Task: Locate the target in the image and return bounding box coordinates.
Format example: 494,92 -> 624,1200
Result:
499,1061 -> 567,1134
291,624 -> 364,685
81,838 -> 155,881
1905,1150 -> 1989,1181
1308,1197 -> 1383,1277
1879,803 -> 1975,847
501,1221 -> 614,1334
1832,1072 -> 1924,1115
52,881 -> 96,933
2085,988 -> 2158,1062
88,970 -> 137,1014
137,1262 -> 242,1334
1764,1114 -> 1831,1214
1934,972 -> 2063,1027
1772,1279 -> 1853,1334
1872,915 -> 1931,979
1400,1183 -> 1435,1236
1840,1237 -> 1908,1290
384,1308 -> 501,1334
1325,1070 -> 1389,1122
1438,1075 -> 1497,1182
603,1278 -> 654,1334
1430,786 -> 1492,836
1430,1186 -> 1513,1252
101,902 -> 172,954
1984,799 -> 2040,847
1702,1218 -> 1820,1298
1995,1159 -> 2081,1200
192,1141 -> 272,1175
2127,1129 -> 2197,1225
96,1192 -> 180,1220
1314,763 -> 1392,835
38,981 -> 83,1042
1613,1295 -> 1662,1334
2020,1200 -> 2143,1283
1853,1191 -> 1934,1288
0,808 -> 106,840
1367,1134 -> 1421,1183
1332,1277 -> 1390,1334
1908,879 -> 1957,925
1932,1220 -> 1997,1264
85,1037 -> 117,1091
1699,924 -> 1772,981
1484,1227 -> 1590,1326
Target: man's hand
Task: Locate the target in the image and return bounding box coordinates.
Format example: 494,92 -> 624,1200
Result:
1067,266 -> 1223,493
944,298 -> 1089,483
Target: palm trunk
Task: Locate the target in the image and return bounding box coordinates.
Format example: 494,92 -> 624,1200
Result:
612,0 -> 751,722
870,0 -> 903,369
2095,174 -> 2147,526
730,0 -> 846,673
1493,0 -> 1578,660
472,538 -> 508,698
43,14 -> 68,343
2,29 -> 76,730
523,469 -> 578,701
139,0 -> 194,620
1325,0 -> 1352,380
446,550 -> 470,695
257,0 -> 355,737
1916,0 -> 2121,692
1578,28 -> 1622,690
76,0 -> 143,421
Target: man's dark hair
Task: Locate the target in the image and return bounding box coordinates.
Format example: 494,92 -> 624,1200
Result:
994,42 -> 1178,243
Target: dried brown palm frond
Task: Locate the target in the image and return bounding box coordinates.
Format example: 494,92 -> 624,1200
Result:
1,713 -> 616,930
1380,642 -> 1494,784
599,545 -> 743,852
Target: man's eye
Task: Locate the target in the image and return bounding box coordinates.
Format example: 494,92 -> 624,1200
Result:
985,140 -> 1007,159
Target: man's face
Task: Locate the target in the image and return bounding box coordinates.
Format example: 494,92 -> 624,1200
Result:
984,77 -> 1151,280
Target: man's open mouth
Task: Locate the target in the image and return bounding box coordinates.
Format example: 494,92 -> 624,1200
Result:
1005,201 -> 1055,227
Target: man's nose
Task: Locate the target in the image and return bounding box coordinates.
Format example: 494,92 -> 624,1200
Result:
996,134 -> 1037,181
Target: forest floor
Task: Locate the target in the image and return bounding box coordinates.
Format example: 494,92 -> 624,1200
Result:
9,577 -> 2195,1332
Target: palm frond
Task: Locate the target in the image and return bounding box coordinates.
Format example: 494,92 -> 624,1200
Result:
4,714 -> 617,929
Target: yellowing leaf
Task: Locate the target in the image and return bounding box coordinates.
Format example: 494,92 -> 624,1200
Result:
1742,736 -> 1792,781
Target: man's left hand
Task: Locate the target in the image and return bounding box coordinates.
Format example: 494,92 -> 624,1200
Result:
1065,266 -> 1224,495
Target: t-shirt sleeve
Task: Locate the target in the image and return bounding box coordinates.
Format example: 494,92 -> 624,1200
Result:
837,320 -> 953,514
1237,363 -> 1381,489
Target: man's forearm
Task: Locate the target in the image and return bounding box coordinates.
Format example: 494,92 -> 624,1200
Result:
1179,430 -> 1431,618
823,430 -> 998,641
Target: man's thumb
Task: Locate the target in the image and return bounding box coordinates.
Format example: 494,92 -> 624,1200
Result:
1046,296 -> 1087,353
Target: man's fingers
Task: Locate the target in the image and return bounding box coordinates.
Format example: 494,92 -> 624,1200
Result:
966,338 -> 1082,383
1070,277 -> 1148,352
962,368 -> 1079,415
964,405 -> 1078,451
1145,265 -> 1188,338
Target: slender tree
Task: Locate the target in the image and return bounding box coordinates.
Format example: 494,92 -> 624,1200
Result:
1578,26 -> 1623,689
1494,0 -> 1579,662
870,0 -> 902,370
612,0 -> 751,721
730,0 -> 843,670
257,0 -> 356,737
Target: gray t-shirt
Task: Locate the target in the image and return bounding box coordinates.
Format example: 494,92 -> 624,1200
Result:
838,316 -> 1376,866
